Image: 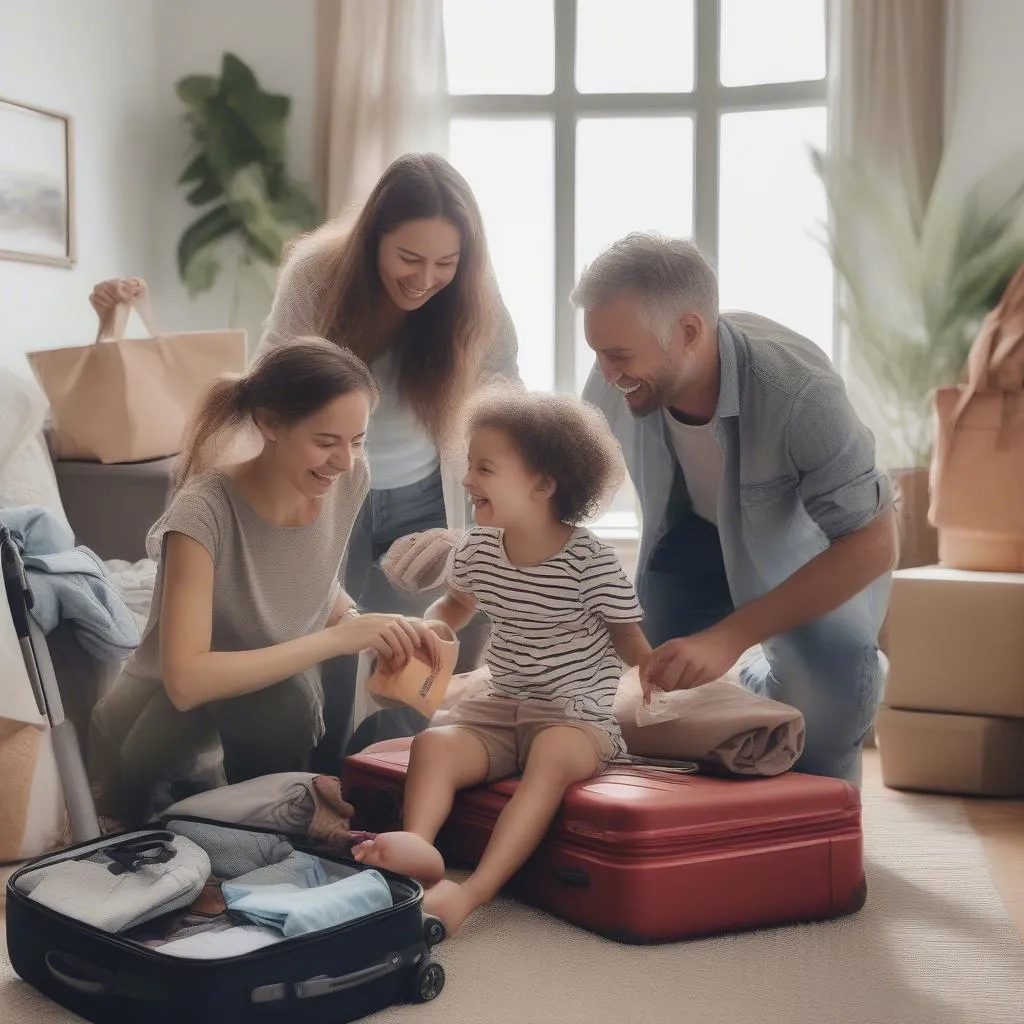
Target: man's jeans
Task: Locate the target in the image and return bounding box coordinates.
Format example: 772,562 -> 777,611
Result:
641,513 -> 884,784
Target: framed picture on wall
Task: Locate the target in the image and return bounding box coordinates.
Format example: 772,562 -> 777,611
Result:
0,98 -> 75,267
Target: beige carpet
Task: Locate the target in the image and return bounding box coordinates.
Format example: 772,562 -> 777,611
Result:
3,783 -> 1023,1024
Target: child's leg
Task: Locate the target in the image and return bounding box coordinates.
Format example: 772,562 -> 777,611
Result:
423,724 -> 601,935
352,725 -> 490,884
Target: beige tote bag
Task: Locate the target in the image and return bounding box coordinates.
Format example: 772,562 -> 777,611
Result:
27,285 -> 246,464
928,264 -> 1024,571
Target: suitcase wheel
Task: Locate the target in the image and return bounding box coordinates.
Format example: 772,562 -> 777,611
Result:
423,915 -> 446,946
411,960 -> 445,1003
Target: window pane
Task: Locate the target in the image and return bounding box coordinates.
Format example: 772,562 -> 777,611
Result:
576,0 -> 694,94
444,0 -> 554,95
574,117 -> 694,393
449,119 -> 555,392
720,0 -> 826,86
718,107 -> 832,355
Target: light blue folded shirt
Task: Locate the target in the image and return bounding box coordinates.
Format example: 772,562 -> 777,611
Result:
223,851 -> 327,896
224,869 -> 393,937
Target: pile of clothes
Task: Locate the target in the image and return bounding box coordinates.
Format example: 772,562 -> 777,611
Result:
20,817 -> 393,960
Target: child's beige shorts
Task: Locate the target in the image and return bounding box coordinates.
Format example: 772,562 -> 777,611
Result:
438,696 -> 616,782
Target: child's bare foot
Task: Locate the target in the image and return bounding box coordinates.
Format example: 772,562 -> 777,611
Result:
351,831 -> 445,886
421,879 -> 480,937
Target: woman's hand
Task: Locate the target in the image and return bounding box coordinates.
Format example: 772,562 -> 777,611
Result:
89,277 -> 145,316
331,613 -> 441,671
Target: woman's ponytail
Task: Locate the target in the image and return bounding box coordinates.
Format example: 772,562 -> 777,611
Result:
172,375 -> 249,493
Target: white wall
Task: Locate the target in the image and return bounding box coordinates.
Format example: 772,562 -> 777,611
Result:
150,0 -> 317,351
944,0 -> 1024,195
0,0 -> 158,371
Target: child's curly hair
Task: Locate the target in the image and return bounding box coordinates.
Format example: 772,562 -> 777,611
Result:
465,384 -> 625,526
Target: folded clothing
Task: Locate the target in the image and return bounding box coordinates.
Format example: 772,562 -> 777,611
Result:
224,869 -> 393,938
613,669 -> 805,776
23,834 -> 210,933
166,819 -> 292,879
223,851 -> 327,898
158,924 -> 284,959
164,773 -> 355,851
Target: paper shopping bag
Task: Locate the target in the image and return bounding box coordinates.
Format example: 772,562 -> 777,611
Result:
27,283 -> 246,464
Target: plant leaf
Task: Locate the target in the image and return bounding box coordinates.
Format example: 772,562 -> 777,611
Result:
812,145 -> 1024,465
225,164 -> 293,264
181,242 -> 224,298
271,183 -> 321,229
221,52 -> 259,99
177,204 -> 238,283
178,153 -> 210,186
203,102 -> 264,181
176,75 -> 218,109
234,92 -> 290,154
186,176 -> 223,206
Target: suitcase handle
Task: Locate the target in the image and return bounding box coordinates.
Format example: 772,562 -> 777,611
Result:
45,951 -> 165,1002
550,867 -> 591,889
45,951 -> 113,997
295,948 -> 412,1000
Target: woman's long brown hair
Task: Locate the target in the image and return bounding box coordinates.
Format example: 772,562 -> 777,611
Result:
292,153 -> 497,445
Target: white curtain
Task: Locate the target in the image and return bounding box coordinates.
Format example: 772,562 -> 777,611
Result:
315,0 -> 450,218
825,0 -> 956,462
826,0 -> 952,232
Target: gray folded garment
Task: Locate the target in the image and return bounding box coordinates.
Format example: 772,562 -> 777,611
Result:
166,819 -> 293,879
21,834 -> 210,933
224,851 -> 329,893
614,674 -> 805,776
164,773 -> 355,852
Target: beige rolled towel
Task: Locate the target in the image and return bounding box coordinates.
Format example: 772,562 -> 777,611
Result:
613,668 -> 805,776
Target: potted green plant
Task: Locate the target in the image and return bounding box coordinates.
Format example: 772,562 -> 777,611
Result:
813,149 -> 1024,567
175,52 -> 321,325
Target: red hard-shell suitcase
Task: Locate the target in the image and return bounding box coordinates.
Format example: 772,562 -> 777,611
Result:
342,741 -> 866,943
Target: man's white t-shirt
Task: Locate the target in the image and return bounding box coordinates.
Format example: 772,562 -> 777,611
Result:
663,409 -> 724,525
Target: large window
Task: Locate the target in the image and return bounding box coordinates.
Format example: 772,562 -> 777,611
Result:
445,0 -> 829,528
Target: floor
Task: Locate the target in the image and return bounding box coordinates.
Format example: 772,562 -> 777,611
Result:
862,746 -> 1024,938
2,749 -> 1022,942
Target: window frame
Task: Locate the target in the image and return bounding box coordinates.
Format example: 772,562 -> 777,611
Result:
448,0 -> 829,393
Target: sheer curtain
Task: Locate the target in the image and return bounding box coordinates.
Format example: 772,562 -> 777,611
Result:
826,0 -> 951,232
315,0 -> 449,218
825,0 -> 958,566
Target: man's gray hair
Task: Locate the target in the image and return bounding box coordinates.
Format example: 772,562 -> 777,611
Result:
570,232 -> 719,346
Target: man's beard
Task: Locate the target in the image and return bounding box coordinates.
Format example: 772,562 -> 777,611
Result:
626,380 -> 664,419
625,364 -> 681,419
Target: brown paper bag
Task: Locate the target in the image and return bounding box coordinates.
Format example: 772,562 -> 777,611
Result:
929,264 -> 1024,571
27,284 -> 246,464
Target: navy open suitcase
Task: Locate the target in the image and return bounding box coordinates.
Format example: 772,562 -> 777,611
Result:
6,815 -> 446,1023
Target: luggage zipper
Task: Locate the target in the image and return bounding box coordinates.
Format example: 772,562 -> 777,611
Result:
454,806 -> 860,858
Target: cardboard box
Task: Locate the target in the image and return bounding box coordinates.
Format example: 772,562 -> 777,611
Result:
876,706 -> 1024,797
884,567 -> 1024,718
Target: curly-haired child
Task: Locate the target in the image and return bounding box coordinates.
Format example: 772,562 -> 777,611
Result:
353,387 -> 651,935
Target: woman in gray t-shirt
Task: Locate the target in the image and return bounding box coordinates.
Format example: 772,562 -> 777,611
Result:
89,338 -> 439,825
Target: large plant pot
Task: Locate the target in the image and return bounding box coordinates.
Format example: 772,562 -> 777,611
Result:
890,466 -> 938,569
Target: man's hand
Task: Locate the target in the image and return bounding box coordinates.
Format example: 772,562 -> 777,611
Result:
642,623 -> 748,694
